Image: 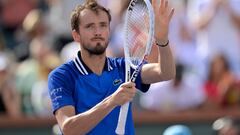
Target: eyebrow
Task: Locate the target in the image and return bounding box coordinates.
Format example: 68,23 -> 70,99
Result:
99,21 -> 108,25
84,21 -> 108,27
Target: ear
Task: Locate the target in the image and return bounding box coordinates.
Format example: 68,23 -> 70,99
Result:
72,30 -> 81,42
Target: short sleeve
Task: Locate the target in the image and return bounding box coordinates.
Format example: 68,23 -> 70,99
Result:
48,68 -> 75,114
125,59 -> 150,93
112,57 -> 150,93
133,64 -> 151,93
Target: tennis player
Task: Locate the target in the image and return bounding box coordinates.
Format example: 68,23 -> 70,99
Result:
48,0 -> 175,134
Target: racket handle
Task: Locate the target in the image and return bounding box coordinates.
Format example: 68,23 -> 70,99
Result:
115,102 -> 130,135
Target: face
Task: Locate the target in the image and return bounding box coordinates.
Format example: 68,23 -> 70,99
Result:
212,57 -> 226,76
76,9 -> 110,55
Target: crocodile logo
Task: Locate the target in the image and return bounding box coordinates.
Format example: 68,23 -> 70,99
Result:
113,79 -> 123,86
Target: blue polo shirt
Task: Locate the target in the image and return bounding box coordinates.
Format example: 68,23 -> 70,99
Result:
48,51 -> 150,135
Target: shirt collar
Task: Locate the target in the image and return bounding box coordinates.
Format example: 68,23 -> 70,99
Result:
74,51 -> 113,75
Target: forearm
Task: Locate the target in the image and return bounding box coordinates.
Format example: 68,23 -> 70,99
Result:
147,45 -> 159,63
142,0 -> 175,83
62,96 -> 116,135
195,5 -> 216,30
157,43 -> 176,80
141,42 -> 175,84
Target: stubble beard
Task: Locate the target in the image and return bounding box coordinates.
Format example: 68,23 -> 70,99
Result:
82,42 -> 108,55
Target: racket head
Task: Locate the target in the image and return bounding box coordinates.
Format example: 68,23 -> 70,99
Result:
116,1 -> 155,134
124,0 -> 155,70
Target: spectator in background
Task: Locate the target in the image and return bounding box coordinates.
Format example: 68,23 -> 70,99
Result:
15,9 -> 61,116
203,54 -> 240,109
45,0 -> 84,52
15,9 -> 48,62
15,35 -> 61,116
140,63 -> 205,113
188,0 -> 240,78
212,117 -> 240,135
0,52 -> 21,117
30,60 -> 61,117
0,0 -> 37,50
168,0 -> 206,87
0,33 -> 21,117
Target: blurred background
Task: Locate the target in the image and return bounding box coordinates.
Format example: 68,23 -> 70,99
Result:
0,0 -> 240,135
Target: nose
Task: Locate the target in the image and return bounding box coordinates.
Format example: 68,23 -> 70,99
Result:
94,27 -> 102,37
94,33 -> 101,37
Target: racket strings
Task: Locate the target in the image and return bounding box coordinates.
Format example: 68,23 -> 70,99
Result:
125,4 -> 150,66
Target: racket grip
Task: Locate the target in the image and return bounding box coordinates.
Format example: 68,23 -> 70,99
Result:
115,102 -> 130,135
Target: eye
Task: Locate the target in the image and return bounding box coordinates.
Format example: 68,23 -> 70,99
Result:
100,22 -> 108,28
85,24 -> 95,30
101,24 -> 107,27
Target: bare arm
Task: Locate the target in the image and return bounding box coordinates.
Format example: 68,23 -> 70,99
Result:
55,82 -> 136,135
195,4 -> 217,30
193,0 -> 220,30
141,0 -> 175,84
224,1 -> 240,29
55,97 -> 115,135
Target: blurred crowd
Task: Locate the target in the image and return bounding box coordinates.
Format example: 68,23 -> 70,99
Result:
140,0 -> 240,112
0,0 -> 240,125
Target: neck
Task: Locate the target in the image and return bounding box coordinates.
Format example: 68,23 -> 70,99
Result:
81,51 -> 106,75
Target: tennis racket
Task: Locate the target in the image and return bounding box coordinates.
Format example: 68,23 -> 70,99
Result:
115,0 -> 155,134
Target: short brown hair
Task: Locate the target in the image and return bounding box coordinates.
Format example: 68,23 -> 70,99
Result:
70,0 -> 111,32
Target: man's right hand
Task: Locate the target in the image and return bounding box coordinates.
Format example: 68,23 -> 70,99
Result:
110,82 -> 137,106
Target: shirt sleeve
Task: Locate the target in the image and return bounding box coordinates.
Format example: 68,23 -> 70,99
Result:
121,58 -> 150,93
48,67 -> 75,114
116,57 -> 150,92
133,63 -> 151,93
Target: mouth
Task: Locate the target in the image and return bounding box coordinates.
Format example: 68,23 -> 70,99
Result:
91,37 -> 104,42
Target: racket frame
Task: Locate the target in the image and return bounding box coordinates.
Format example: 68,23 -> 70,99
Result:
115,0 -> 155,134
